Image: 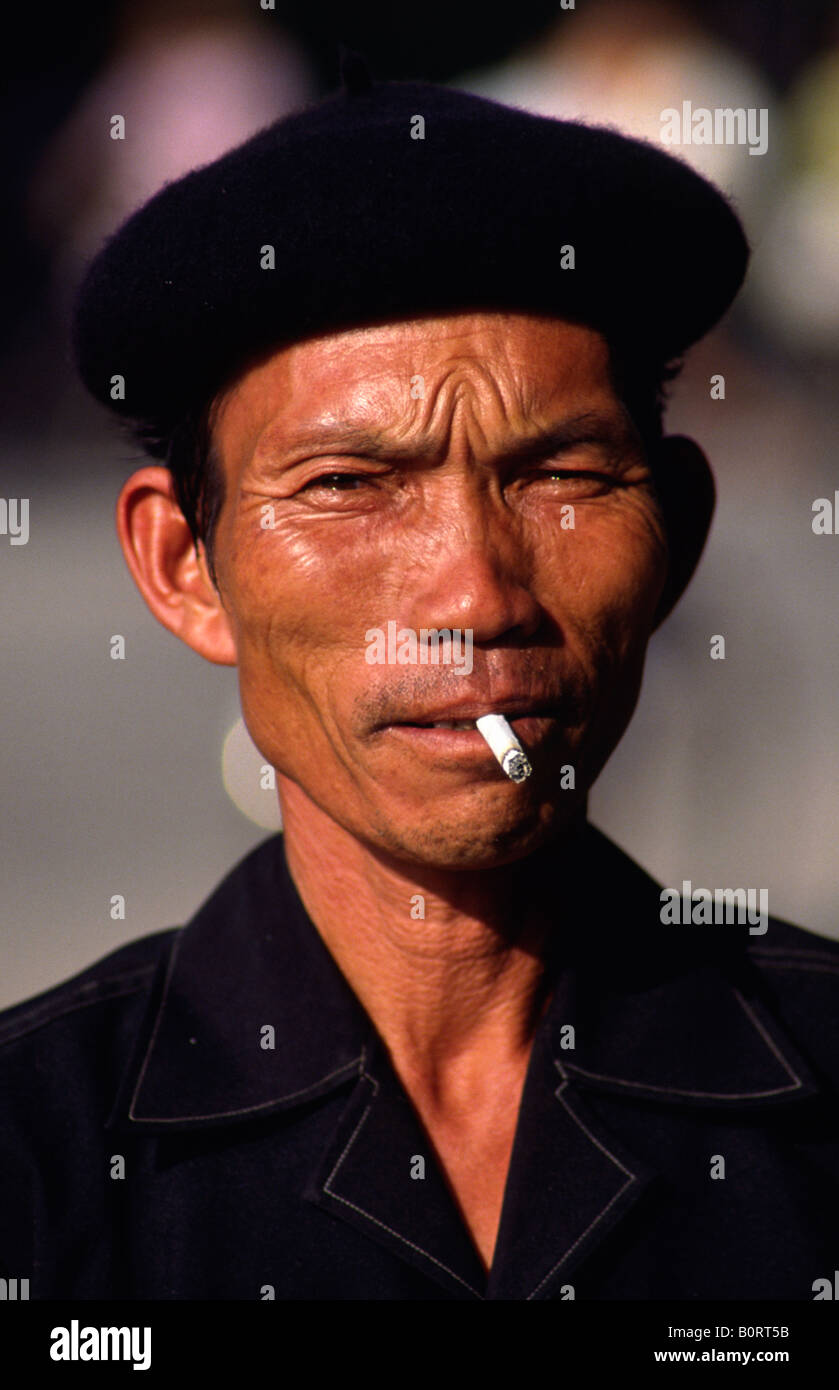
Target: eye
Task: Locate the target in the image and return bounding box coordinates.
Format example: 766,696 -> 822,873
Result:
299,472 -> 371,492
534,467 -> 615,488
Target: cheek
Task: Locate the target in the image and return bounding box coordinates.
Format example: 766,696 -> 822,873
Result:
218,511 -> 398,694
543,500 -> 668,664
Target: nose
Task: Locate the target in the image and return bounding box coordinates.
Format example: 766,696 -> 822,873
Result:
402,481 -> 544,645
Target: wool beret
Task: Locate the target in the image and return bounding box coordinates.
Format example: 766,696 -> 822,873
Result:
73,73 -> 749,438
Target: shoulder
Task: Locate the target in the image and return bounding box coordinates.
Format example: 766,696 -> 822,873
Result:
0,836 -> 284,1055
593,824 -> 839,1087
0,836 -> 284,1123
749,913 -> 839,960
0,927 -> 178,1054
745,917 -> 839,1089
0,926 -> 181,1283
0,930 -> 180,1134
0,928 -> 181,1251
748,915 -> 839,983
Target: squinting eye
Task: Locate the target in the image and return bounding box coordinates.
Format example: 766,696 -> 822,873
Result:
537,469 -> 612,485
301,473 -> 369,492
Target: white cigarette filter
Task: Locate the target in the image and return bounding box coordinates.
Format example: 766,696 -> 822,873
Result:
475,714 -> 533,783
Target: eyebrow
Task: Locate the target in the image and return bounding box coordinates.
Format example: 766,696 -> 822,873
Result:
270,410 -> 639,467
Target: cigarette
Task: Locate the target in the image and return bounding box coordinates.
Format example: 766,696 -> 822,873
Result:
475,713 -> 533,783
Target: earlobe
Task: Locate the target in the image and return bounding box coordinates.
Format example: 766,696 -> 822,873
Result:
116,466 -> 237,665
650,435 -> 716,629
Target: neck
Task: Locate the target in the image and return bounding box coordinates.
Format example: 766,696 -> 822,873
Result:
277,780 -> 585,1098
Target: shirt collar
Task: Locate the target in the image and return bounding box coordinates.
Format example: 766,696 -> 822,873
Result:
540,830 -> 815,1106
111,826 -> 819,1133
110,835 -> 370,1131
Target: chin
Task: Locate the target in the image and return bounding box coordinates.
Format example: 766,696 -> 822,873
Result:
366,796 -> 579,872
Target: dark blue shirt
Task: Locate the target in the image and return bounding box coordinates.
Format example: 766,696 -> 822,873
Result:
2,826 -> 838,1300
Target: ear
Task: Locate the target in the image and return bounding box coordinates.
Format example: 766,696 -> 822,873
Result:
649,435 -> 715,629
115,465 -> 237,665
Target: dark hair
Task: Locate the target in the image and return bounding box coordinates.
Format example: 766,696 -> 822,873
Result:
132,400 -> 227,592
133,343 -> 682,590
606,337 -> 684,462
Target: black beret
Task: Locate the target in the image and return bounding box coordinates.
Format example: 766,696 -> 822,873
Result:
73,76 -> 749,437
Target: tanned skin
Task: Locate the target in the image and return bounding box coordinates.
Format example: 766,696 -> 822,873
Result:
116,313 -> 713,1270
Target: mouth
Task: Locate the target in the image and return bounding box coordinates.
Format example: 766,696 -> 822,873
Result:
422,719 -> 482,730
386,700 -> 562,731
378,706 -> 563,777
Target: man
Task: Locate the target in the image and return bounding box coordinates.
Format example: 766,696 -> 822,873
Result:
2,71 -> 839,1302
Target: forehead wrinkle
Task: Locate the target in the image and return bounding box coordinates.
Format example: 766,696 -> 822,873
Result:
249,323 -> 616,466
417,335 -> 611,458
424,359 -> 514,456
256,362 -> 509,464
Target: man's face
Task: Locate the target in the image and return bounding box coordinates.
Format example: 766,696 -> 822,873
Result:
210,313 -> 669,868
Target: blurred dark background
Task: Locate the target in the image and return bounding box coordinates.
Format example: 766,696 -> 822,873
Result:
2,0 -> 838,1005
